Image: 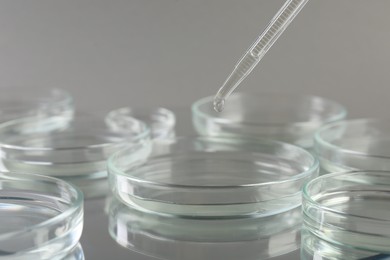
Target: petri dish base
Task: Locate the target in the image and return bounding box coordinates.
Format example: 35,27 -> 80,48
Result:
109,136 -> 318,218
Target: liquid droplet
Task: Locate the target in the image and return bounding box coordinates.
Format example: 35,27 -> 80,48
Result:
213,97 -> 225,112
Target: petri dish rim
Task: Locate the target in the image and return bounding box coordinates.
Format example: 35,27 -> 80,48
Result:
106,106 -> 176,128
303,170 -> 390,218
105,106 -> 175,140
108,136 -> 319,190
302,170 -> 390,254
0,115 -> 151,153
314,118 -> 390,159
192,93 -> 347,127
0,171 -> 83,240
0,87 -> 73,108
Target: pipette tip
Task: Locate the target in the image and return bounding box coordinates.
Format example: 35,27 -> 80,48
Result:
213,96 -> 225,112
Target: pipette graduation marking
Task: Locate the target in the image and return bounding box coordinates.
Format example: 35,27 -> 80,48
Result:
213,0 -> 310,112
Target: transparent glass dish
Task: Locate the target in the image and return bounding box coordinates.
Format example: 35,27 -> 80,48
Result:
192,92 -> 346,148
108,196 -> 301,260
109,136 -> 319,218
315,118 -> 390,173
0,172 -> 83,260
0,87 -> 73,122
302,171 -> 390,259
106,106 -> 175,139
0,114 -> 151,198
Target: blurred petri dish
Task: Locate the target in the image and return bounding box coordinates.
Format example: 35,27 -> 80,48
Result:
0,114 -> 152,198
0,87 -> 73,122
192,92 -> 346,149
0,172 -> 83,260
106,106 -> 175,139
315,118 -> 390,173
109,136 -> 318,218
108,196 -> 301,260
302,171 -> 390,259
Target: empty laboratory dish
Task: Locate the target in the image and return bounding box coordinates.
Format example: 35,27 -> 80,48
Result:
0,114 -> 151,198
192,93 -> 346,148
108,196 -> 301,260
302,171 -> 390,259
0,172 -> 83,260
315,118 -> 390,173
109,136 -> 319,218
0,87 -> 73,122
106,106 -> 175,139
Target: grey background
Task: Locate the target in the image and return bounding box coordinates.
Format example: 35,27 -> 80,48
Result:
1,0 -> 389,117
1,0 -> 389,259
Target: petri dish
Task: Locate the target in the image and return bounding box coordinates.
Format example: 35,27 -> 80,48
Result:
108,136 -> 319,218
106,106 -> 175,140
0,172 -> 83,260
0,87 -> 73,122
192,92 -> 346,149
302,171 -> 390,259
0,114 -> 152,198
315,118 -> 390,173
108,196 -> 301,260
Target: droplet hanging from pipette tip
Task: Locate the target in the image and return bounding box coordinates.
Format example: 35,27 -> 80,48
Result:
213,97 -> 225,112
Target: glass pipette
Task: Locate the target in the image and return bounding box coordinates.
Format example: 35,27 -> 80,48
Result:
213,0 -> 310,112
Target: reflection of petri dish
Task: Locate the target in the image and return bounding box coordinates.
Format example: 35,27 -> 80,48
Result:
315,118 -> 390,173
109,136 -> 318,217
0,114 -> 151,198
63,244 -> 85,260
192,93 -> 346,149
106,107 -> 175,140
0,172 -> 83,259
302,171 -> 390,259
108,197 -> 301,260
0,87 -> 73,122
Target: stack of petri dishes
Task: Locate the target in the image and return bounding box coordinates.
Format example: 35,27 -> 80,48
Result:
0,88 -> 85,259
193,93 -> 390,259
7,87 -> 390,260
301,171 -> 390,259
302,118 -> 390,259
0,87 -> 176,258
108,136 -> 319,259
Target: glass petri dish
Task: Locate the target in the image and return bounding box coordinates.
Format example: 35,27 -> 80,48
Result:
0,172 -> 83,260
0,114 -> 151,198
192,92 -> 346,149
108,196 -> 301,260
106,106 -> 175,140
302,171 -> 390,259
108,136 -> 319,218
0,87 -> 73,122
315,118 -> 390,173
